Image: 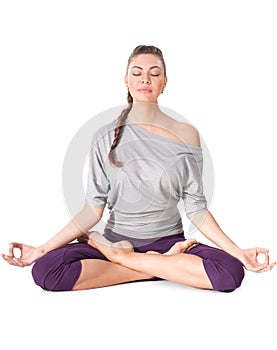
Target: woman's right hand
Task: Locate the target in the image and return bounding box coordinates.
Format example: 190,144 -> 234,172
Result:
1,243 -> 42,267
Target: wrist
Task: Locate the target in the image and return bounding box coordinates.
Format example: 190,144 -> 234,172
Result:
228,246 -> 244,261
36,245 -> 48,259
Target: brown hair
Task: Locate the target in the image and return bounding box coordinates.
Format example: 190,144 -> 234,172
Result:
108,45 -> 167,167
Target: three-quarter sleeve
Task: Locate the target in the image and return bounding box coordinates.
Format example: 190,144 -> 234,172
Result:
85,132 -> 110,208
182,148 -> 208,218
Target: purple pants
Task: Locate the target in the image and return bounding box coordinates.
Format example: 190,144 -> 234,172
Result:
32,229 -> 244,292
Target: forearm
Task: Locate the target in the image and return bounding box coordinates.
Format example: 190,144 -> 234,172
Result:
38,204 -> 104,255
189,210 -> 243,259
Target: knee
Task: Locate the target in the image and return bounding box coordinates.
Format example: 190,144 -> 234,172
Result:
205,257 -> 245,292
32,253 -> 81,292
31,256 -> 58,291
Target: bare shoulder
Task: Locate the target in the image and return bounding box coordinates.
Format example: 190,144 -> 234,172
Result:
155,114 -> 201,147
174,120 -> 201,147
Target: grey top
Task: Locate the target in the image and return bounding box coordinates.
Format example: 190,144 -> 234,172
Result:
85,118 -> 208,239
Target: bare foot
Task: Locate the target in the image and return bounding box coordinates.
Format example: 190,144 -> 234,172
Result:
164,239 -> 199,255
85,231 -> 134,262
80,232 -> 198,260
146,239 -> 199,255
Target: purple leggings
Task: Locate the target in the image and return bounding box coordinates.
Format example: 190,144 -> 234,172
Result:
32,229 -> 245,292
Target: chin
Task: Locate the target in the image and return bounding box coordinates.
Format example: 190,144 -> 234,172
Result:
133,96 -> 157,104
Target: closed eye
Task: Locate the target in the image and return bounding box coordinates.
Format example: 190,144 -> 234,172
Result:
132,73 -> 160,77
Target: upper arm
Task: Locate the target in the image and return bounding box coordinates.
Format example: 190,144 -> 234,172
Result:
190,126 -> 201,147
85,133 -> 110,208
179,122 -> 201,147
176,122 -> 201,147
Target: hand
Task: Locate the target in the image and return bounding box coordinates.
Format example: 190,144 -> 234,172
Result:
239,247 -> 276,273
1,242 -> 41,267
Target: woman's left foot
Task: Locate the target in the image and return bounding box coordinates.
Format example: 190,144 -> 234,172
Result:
164,239 -> 199,255
146,239 -> 199,255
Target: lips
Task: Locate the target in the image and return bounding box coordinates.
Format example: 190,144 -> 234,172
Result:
138,87 -> 152,93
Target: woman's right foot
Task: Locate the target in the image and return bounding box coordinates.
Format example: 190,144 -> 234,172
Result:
79,231 -> 134,263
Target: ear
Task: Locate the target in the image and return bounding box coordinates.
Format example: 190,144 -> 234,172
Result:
124,76 -> 128,87
163,76 -> 168,88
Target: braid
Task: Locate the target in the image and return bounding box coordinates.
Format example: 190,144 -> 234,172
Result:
108,44 -> 166,167
108,90 -> 133,167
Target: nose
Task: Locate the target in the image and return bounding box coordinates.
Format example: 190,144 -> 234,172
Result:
141,75 -> 150,84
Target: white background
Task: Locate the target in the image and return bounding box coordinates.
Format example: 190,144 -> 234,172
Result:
0,1 -> 276,349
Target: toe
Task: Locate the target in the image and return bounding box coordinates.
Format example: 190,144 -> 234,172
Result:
185,239 -> 199,251
180,239 -> 198,252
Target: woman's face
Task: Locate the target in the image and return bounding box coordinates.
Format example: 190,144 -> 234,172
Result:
125,54 -> 167,104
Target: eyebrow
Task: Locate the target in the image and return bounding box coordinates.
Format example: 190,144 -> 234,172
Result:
131,65 -> 161,70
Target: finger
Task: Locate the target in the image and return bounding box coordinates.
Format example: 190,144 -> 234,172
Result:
264,252 -> 269,265
11,257 -> 25,267
261,254 -> 276,269
253,261 -> 275,272
1,254 -> 12,262
13,257 -> 25,267
8,242 -> 23,257
9,243 -> 14,257
1,254 -> 18,266
255,247 -> 269,255
247,264 -> 267,272
2,253 -> 24,267
257,267 -> 271,273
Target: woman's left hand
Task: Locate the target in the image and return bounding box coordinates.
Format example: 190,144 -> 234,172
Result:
239,247 -> 276,272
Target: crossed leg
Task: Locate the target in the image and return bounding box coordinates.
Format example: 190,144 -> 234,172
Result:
73,232 -> 212,291
72,259 -> 155,290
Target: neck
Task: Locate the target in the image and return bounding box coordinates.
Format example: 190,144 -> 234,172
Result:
127,102 -> 162,124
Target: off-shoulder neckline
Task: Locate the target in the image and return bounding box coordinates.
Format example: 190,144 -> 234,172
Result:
124,119 -> 202,151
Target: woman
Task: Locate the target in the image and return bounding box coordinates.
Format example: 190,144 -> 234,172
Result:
1,45 -> 275,292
